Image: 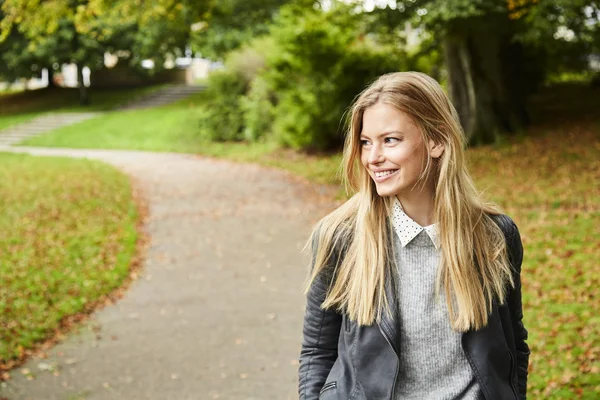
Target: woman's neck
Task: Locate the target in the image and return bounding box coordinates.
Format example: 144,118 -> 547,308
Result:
396,188 -> 436,227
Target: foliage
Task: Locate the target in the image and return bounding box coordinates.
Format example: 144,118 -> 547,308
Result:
196,35 -> 275,142
0,153 -> 139,364
197,68 -> 247,141
191,0 -> 290,60
513,0 -> 600,78
0,1 -> 121,77
356,0 -> 599,145
240,75 -> 276,142
0,0 -> 213,83
0,27 -> 39,81
405,0 -> 599,81
195,2 -> 409,150
261,3 -> 407,151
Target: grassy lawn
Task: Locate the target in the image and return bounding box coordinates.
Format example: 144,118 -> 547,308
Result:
21,91 -> 346,185
468,124 -> 600,398
0,153 -> 140,373
0,113 -> 42,131
13,83 -> 600,397
22,91 -> 213,150
0,85 -> 166,131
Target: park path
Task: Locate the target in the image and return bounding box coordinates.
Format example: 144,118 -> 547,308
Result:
0,146 -> 338,400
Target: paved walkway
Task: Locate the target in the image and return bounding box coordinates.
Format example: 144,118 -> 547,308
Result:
0,146 -> 337,400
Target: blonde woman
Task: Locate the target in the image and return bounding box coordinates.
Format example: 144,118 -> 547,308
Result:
298,72 -> 529,400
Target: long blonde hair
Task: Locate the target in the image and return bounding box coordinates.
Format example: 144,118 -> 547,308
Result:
306,72 -> 513,332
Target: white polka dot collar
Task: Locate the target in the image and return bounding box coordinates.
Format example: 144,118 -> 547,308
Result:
390,197 -> 440,249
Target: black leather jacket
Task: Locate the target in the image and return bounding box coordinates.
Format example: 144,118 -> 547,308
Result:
298,214 -> 529,400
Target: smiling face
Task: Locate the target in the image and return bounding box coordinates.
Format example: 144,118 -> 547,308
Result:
359,102 -> 442,199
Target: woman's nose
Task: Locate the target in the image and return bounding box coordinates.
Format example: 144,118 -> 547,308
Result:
368,144 -> 384,164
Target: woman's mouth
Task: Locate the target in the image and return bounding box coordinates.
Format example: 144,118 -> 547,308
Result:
373,169 -> 398,182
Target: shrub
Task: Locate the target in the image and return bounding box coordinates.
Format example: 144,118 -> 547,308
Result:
198,68 -> 247,141
261,4 -> 408,151
240,75 -> 276,141
198,36 -> 275,142
198,4 -> 408,149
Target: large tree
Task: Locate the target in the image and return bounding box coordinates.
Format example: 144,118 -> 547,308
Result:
190,0 -> 291,60
0,0 -> 213,103
365,0 -> 599,144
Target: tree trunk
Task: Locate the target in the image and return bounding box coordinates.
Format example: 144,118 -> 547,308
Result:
77,63 -> 90,105
443,15 -> 529,145
46,67 -> 56,88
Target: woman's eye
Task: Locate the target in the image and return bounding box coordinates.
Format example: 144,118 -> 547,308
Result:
384,137 -> 400,144
360,139 -> 371,146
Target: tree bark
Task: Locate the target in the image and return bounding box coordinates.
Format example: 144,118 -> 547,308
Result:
77,63 -> 90,105
443,15 -> 529,145
46,67 -> 57,88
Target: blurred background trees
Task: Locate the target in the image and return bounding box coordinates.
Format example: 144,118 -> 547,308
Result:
1,0 -> 599,147
0,0 -> 212,103
193,0 -> 600,149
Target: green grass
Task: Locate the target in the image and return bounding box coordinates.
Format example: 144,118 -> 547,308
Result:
0,113 -> 41,131
21,91 -> 345,185
0,153 -> 139,366
23,91 -> 212,150
0,85 -> 166,131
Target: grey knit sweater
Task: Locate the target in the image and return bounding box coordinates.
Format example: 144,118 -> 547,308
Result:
392,228 -> 480,399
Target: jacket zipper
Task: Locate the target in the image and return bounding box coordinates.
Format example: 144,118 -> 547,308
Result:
507,349 -> 519,399
378,320 -> 399,400
319,381 -> 336,394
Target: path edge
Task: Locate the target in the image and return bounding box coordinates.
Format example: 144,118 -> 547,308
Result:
0,172 -> 150,381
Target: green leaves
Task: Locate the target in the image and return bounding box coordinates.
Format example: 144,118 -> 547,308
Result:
190,0 -> 289,60
259,2 -> 407,150
0,0 -> 213,81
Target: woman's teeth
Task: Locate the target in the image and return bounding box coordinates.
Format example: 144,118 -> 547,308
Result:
375,170 -> 397,178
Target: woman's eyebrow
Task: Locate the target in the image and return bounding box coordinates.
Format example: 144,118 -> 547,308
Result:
360,130 -> 404,138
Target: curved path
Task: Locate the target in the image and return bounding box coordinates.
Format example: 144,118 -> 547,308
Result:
0,146 -> 338,400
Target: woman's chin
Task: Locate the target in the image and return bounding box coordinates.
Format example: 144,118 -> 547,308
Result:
375,186 -> 398,198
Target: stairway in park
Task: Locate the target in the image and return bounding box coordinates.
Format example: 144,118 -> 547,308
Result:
116,84 -> 205,110
0,84 -> 205,146
0,112 -> 101,146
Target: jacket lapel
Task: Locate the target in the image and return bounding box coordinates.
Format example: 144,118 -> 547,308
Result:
379,227 -> 401,356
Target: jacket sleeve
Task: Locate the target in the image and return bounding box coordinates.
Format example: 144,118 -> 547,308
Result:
503,216 -> 530,399
298,235 -> 343,400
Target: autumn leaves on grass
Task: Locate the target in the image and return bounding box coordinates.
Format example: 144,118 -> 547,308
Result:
0,153 -> 144,379
469,125 -> 600,397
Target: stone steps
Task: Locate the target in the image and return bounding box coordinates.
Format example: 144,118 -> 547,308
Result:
0,84 -> 205,146
117,84 -> 205,110
0,112 -> 101,145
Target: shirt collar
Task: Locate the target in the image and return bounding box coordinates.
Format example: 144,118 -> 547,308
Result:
390,197 -> 440,249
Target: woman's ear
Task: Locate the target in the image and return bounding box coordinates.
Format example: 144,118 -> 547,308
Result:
428,139 -> 444,158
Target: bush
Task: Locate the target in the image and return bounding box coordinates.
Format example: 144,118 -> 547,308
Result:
199,37 -> 275,142
198,68 -> 247,141
198,4 -> 408,150
261,4 -> 408,151
240,75 -> 276,141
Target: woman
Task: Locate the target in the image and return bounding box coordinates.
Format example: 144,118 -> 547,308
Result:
298,72 -> 529,400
